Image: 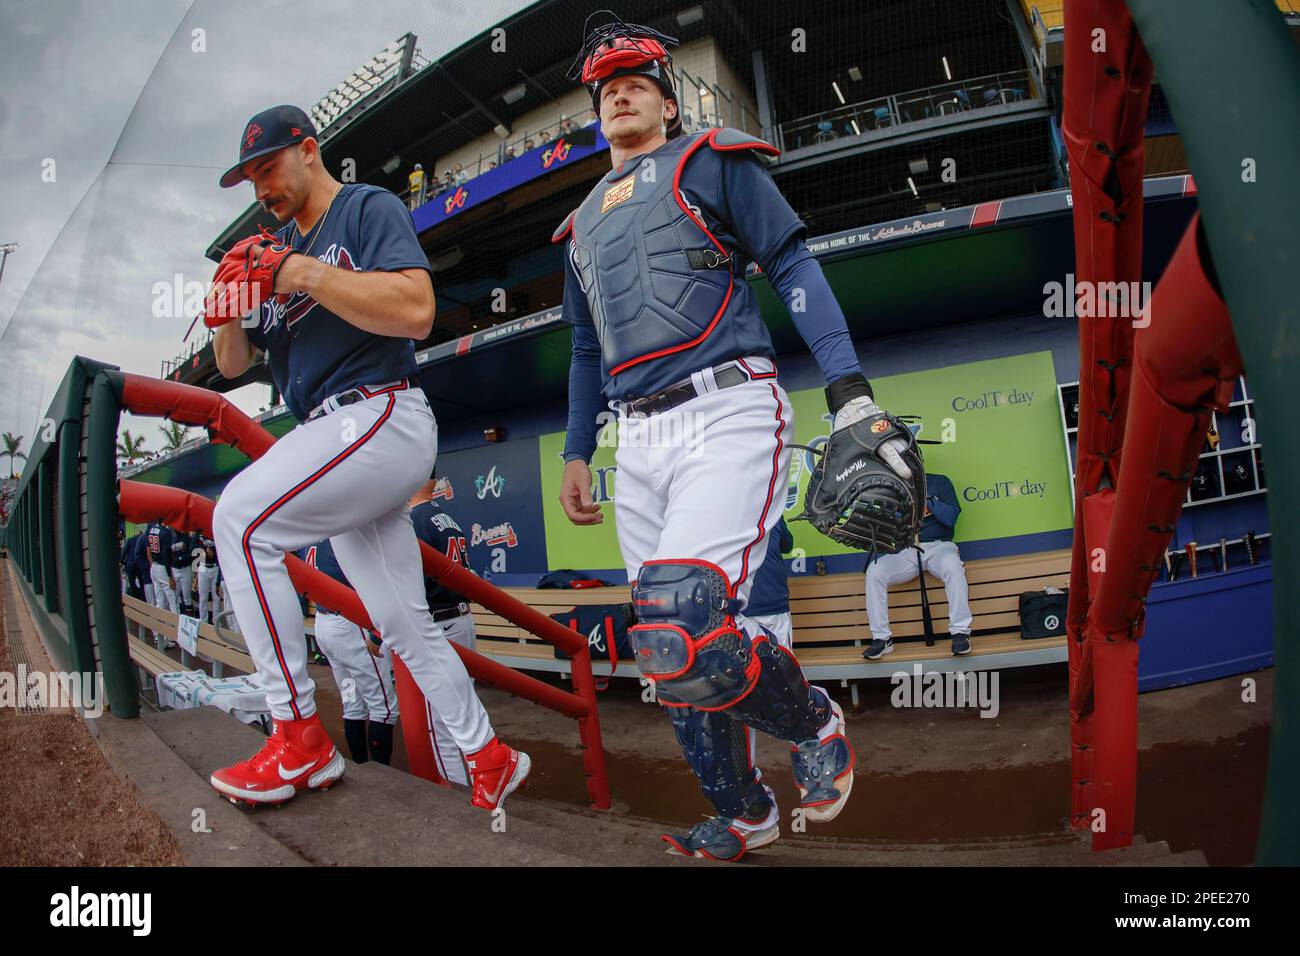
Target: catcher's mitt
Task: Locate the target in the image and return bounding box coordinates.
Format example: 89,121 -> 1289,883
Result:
796,411 -> 926,554
202,226 -> 297,328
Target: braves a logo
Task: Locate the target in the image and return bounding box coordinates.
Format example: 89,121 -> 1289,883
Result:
443,186 -> 468,213
429,478 -> 455,501
244,123 -> 263,150
541,138 -> 572,169
475,466 -> 505,499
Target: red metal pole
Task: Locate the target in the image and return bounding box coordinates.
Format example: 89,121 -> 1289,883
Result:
567,647 -> 613,810
117,484 -> 590,716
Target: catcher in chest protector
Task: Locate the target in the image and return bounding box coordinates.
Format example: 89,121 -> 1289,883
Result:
554,13 -> 920,861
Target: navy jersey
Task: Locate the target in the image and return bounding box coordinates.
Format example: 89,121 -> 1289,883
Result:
302,539 -> 351,589
245,184 -> 430,421
410,500 -> 470,611
198,534 -> 219,568
562,132 -> 863,461
121,533 -> 138,569
168,529 -> 195,570
130,533 -> 151,573
143,522 -> 171,565
919,473 -> 961,542
746,517 -> 795,616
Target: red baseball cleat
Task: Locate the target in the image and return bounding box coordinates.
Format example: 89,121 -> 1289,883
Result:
466,737 -> 531,811
210,714 -> 345,806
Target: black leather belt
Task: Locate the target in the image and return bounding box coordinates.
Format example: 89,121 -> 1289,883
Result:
307,378 -> 411,422
430,602 -> 471,623
621,362 -> 751,418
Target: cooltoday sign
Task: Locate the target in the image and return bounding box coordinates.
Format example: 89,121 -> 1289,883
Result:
537,350 -> 1073,569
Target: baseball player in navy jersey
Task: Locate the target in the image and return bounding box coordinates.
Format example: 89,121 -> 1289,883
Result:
143,520 -> 176,644
168,526 -> 197,617
132,531 -> 155,605
195,533 -> 222,625
555,17 -> 914,860
302,539 -> 398,765
202,104 -> 528,809
408,472 -> 478,786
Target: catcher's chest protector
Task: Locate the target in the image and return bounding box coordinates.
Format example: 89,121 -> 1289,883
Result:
566,131 -> 732,375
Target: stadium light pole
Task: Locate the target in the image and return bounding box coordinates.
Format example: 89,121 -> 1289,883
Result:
0,242 -> 16,287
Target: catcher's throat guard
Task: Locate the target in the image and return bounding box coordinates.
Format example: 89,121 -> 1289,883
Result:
796,411 -> 926,555
629,560 -> 760,710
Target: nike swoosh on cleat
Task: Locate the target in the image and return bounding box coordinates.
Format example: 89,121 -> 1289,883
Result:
279,761 -> 315,780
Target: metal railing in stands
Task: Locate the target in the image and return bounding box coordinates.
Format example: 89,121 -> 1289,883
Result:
778,70 -> 1036,153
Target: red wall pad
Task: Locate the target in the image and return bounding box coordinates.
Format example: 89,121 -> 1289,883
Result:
1061,0 -> 1153,845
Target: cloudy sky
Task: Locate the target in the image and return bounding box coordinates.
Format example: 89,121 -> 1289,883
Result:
0,0 -> 528,462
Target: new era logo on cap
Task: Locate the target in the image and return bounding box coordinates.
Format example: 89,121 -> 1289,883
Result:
220,105 -> 317,188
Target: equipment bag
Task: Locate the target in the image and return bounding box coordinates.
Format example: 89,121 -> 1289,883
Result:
1019,589 -> 1068,639
550,603 -> 636,688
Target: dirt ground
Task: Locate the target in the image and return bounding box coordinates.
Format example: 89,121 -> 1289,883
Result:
0,565 -> 184,866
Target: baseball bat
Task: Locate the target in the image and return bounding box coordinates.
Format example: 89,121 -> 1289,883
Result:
1185,541 -> 1198,578
916,545 -> 935,647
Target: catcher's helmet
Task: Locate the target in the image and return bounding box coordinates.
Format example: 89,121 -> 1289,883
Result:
569,11 -> 683,139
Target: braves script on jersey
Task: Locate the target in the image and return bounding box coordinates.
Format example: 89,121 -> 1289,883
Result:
246,184 -> 426,422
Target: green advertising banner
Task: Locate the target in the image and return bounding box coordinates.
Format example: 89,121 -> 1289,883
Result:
539,350 -> 1073,570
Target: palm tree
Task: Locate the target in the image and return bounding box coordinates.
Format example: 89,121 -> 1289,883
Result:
159,421 -> 190,453
2,432 -> 26,479
116,429 -> 149,465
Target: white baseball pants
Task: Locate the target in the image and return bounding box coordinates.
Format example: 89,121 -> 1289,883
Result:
197,566 -> 221,623
422,613 -> 476,786
313,610 -> 397,724
865,540 -> 973,640
212,385 -> 493,754
614,359 -> 790,640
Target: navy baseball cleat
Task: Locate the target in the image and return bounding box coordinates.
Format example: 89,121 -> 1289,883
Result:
951,634 -> 972,656
863,637 -> 893,660
662,789 -> 780,862
791,698 -> 855,822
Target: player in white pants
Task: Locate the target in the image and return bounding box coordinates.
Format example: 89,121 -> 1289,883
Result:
196,535 -> 221,624
864,473 -> 971,658
314,612 -> 397,740
407,473 -> 479,787
555,18 -> 912,861
205,103 -> 526,809
866,543 -> 973,648
146,521 -> 178,647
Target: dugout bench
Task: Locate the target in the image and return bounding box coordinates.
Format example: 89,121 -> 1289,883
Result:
471,548 -> 1071,708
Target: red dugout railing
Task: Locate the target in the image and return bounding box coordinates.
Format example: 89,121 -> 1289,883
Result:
108,371 -> 610,809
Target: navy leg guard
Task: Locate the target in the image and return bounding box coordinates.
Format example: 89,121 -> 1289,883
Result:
728,630 -> 831,744
667,706 -> 772,820
630,560 -> 759,710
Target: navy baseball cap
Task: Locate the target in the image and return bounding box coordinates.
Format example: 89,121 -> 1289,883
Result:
219,105 -> 317,188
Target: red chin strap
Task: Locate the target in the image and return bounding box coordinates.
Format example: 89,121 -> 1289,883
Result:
580,35 -> 670,83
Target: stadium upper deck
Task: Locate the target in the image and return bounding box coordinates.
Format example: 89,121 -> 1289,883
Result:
168,0 -> 1299,393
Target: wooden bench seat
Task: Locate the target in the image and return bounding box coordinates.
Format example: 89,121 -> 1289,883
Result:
469,548 -> 1072,696
122,595 -> 256,675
